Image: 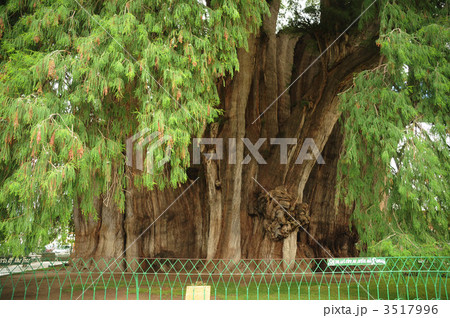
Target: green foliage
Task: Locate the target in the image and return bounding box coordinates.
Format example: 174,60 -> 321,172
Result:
339,0 -> 449,256
0,0 -> 268,255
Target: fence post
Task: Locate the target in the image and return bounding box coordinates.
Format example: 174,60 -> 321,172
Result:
135,273 -> 139,300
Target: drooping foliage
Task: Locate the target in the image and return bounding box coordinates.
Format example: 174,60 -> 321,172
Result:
0,0 -> 268,255
339,0 -> 449,255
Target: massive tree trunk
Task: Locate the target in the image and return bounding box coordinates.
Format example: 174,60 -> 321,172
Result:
73,1 -> 379,263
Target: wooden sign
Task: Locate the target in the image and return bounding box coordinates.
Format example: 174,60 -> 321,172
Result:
185,285 -> 211,300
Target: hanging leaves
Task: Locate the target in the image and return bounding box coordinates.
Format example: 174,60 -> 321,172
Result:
13,111 -> 18,129
49,131 -> 55,148
77,145 -> 84,158
36,129 -> 41,144
47,59 -> 56,78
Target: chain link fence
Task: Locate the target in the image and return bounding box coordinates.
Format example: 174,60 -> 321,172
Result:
0,257 -> 448,300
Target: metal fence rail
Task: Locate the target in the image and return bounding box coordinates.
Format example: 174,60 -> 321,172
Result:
0,257 -> 448,300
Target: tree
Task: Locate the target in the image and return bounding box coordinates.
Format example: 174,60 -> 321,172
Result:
0,0 -> 447,265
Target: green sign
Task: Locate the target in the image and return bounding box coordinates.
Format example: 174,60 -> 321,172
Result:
327,257 -> 386,267
0,257 -> 34,266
